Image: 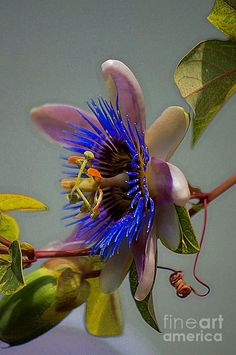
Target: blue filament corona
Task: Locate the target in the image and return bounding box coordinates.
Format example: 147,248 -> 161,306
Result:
62,98 -> 154,260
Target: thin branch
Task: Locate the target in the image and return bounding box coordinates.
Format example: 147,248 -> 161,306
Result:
0,235 -> 11,247
189,173 -> 236,216
34,248 -> 91,259
0,246 -> 9,254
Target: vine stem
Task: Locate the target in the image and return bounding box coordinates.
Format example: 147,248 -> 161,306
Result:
191,198 -> 210,297
34,248 -> 91,259
189,173 -> 236,217
21,247 -> 92,266
0,246 -> 9,254
0,235 -> 12,247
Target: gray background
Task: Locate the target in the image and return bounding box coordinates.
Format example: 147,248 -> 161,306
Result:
0,0 -> 236,354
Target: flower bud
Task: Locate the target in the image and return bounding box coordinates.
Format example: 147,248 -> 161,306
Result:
0,264 -> 89,345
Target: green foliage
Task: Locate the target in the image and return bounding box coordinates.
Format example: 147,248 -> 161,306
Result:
0,193 -> 47,211
0,212 -> 19,242
174,205 -> 200,254
208,0 -> 236,39
0,241 -> 25,296
129,262 -> 160,332
174,39 -> 236,145
0,193 -> 48,296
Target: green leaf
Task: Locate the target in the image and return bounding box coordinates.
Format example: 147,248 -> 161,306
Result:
174,39 -> 236,145
227,0 -> 236,6
190,202 -> 204,213
0,212 -> 19,242
85,276 -> 123,336
208,0 -> 236,39
129,262 -> 160,332
0,240 -> 25,295
174,205 -> 200,254
0,194 -> 47,211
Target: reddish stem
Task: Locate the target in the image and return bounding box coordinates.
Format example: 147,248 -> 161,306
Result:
0,246 -> 9,254
34,248 -> 91,259
0,235 -> 11,247
189,173 -> 236,217
191,198 -> 210,297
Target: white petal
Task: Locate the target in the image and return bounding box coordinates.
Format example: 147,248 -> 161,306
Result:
100,244 -> 133,293
145,106 -> 189,161
134,230 -> 157,301
167,162 -> 190,206
101,59 -> 146,131
157,204 -> 180,251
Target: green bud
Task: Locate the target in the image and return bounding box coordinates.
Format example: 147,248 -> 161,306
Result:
0,264 -> 90,345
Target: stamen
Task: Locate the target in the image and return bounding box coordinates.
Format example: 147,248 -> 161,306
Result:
61,151 -> 103,218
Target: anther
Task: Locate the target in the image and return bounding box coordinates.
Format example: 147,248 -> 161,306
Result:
68,156 -> 84,165
87,168 -> 102,181
61,178 -> 76,190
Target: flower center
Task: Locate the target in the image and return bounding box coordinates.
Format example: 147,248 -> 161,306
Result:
61,150 -> 129,219
59,98 -> 156,259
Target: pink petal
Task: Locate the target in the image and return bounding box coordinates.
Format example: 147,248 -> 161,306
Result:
147,157 -> 173,205
134,226 -> 157,301
100,243 -> 133,293
101,59 -> 146,131
145,106 -> 189,161
157,204 -> 180,251
31,104 -> 99,145
148,158 -> 190,206
167,162 -> 190,206
131,229 -> 148,281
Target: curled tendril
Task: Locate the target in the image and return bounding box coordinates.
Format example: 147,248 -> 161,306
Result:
164,196 -> 211,299
169,271 -> 192,298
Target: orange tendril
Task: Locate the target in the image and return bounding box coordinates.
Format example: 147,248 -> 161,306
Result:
169,271 -> 192,298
